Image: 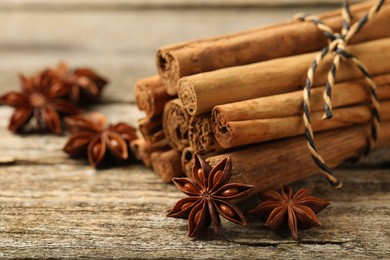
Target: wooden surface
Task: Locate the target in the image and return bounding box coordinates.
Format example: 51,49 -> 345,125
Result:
0,1 -> 389,259
0,0 -> 362,10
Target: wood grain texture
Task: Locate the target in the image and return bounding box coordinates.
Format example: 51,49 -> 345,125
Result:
0,103 -> 389,258
0,0 -> 362,10
0,7 -> 331,103
0,2 -> 389,258
0,164 -> 389,259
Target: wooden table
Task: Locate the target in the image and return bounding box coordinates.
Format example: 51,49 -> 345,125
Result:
0,1 -> 389,258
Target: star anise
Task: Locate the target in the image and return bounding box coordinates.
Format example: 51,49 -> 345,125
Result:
0,70 -> 81,134
51,62 -> 107,103
249,186 -> 329,239
63,113 -> 138,167
167,154 -> 255,237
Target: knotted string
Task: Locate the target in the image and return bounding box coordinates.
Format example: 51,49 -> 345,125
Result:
296,0 -> 384,188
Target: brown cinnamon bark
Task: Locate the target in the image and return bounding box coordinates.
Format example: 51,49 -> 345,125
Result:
188,114 -> 223,154
151,149 -> 183,183
162,99 -> 190,151
157,1 -> 390,93
206,121 -> 390,193
181,147 -> 194,178
130,138 -> 170,168
214,100 -> 390,148
139,116 -> 164,142
179,38 -> 390,115
135,75 -> 160,111
212,74 -> 390,123
134,75 -> 175,118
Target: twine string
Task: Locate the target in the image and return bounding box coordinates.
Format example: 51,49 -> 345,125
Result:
295,0 -> 384,188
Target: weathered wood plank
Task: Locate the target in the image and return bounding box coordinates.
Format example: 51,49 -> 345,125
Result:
0,164 -> 389,258
1,105 -> 388,167
0,3 -> 389,258
0,7 -> 331,103
0,0 -> 359,10
1,102 -> 389,258
0,105 -> 144,164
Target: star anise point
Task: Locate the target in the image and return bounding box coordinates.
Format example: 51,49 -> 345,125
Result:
249,186 -> 329,239
168,154 -> 254,237
51,62 -> 107,103
63,113 -> 137,168
1,71 -> 80,134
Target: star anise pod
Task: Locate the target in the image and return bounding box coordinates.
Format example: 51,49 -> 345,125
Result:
63,113 -> 138,167
0,70 -> 81,134
51,62 -> 108,103
249,186 -> 329,239
167,154 -> 255,237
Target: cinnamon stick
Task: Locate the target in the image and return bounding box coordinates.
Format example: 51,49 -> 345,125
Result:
179,38 -> 390,115
212,74 -> 390,124
135,75 -> 175,118
139,116 -> 164,142
151,149 -> 183,183
188,114 -> 223,154
130,138 -> 170,168
206,121 -> 390,193
181,147 -> 194,178
162,99 -> 190,151
214,100 -> 390,148
157,1 -> 390,93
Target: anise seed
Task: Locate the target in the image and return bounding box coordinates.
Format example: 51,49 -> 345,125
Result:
181,202 -> 193,211
194,209 -> 202,223
184,182 -> 199,193
167,154 -> 254,238
196,168 -> 205,184
110,138 -> 119,149
13,109 -> 26,121
219,204 -> 235,217
212,170 -> 223,186
63,114 -> 137,168
72,139 -> 87,147
1,70 -> 81,134
92,143 -> 102,158
249,186 -> 329,239
5,93 -> 20,103
221,188 -> 239,197
78,77 -> 90,85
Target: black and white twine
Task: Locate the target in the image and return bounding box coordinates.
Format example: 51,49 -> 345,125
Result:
296,0 -> 384,187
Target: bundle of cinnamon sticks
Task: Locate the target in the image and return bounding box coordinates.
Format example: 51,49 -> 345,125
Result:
132,0 -> 390,191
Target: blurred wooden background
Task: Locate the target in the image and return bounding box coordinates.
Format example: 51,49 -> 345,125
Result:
0,0 -> 389,258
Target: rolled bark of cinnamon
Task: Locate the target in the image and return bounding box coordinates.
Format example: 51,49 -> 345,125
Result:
130,138 -> 170,168
179,38 -> 390,115
188,114 -> 223,154
139,116 -> 165,142
206,121 -> 390,193
135,75 -> 160,112
162,99 -> 190,151
214,100 -> 390,148
151,149 -> 183,183
158,1 -> 390,93
134,75 -> 175,118
212,74 -> 390,125
181,147 -> 194,178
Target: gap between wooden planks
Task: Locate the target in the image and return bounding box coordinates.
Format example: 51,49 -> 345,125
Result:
0,103 -> 390,258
